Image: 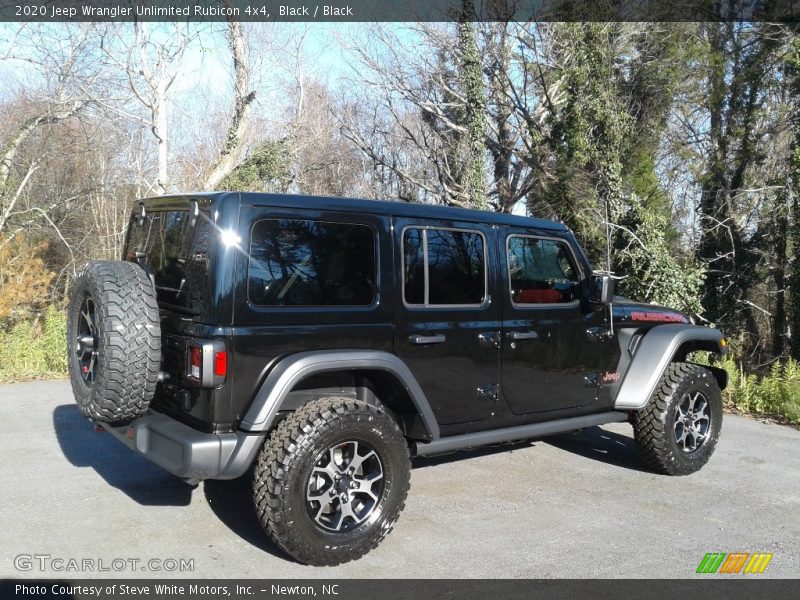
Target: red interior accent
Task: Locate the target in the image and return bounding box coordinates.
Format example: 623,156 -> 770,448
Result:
516,289 -> 562,304
214,351 -> 228,377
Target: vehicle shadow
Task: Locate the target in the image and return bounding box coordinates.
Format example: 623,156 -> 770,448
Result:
412,425 -> 649,473
203,476 -> 294,561
52,404 -> 194,506
54,404 -> 289,558
543,425 -> 651,473
190,425 -> 647,560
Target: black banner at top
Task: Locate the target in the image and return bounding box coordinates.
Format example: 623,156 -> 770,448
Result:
0,0 -> 799,23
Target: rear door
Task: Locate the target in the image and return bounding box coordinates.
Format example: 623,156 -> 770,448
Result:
229,205 -> 393,425
393,219 -> 501,426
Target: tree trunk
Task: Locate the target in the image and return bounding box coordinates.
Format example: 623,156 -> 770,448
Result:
773,192 -> 789,358
155,77 -> 168,195
204,18 -> 256,191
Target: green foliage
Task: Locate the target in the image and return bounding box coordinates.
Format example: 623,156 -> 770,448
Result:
220,139 -> 290,192
545,23 -> 634,261
523,24 -> 693,304
0,305 -> 67,382
694,24 -> 786,345
457,3 -> 487,208
695,354 -> 800,424
419,1 -> 487,209
614,197 -> 705,316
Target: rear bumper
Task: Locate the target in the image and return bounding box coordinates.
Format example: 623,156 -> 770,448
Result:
100,411 -> 264,485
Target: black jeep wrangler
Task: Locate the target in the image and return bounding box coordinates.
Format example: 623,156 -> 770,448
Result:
67,193 -> 728,566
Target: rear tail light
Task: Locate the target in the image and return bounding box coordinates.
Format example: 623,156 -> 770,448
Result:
214,350 -> 227,377
187,340 -> 227,387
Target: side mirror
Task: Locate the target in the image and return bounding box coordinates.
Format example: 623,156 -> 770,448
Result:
589,273 -> 614,305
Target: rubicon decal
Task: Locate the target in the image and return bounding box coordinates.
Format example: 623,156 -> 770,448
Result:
629,311 -> 688,323
696,552 -> 773,574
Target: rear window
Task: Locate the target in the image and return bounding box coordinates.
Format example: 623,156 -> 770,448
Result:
248,219 -> 376,306
124,209 -> 212,311
402,227 -> 486,306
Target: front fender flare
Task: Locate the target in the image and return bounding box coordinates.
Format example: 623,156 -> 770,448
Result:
614,324 -> 727,411
238,350 -> 440,439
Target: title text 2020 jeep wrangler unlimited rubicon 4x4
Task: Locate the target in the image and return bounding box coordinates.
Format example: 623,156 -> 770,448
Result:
68,193 -> 728,566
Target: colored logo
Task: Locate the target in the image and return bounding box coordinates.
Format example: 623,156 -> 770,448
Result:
630,310 -> 688,323
696,552 -> 773,574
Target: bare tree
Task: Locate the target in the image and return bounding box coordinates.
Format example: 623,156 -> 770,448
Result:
97,23 -> 196,194
0,24 -> 94,233
341,21 -> 561,211
0,103 -> 84,233
341,24 -> 470,206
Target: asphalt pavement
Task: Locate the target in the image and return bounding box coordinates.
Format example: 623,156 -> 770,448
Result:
0,379 -> 798,579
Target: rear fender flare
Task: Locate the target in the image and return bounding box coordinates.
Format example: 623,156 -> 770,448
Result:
238,350 -> 440,439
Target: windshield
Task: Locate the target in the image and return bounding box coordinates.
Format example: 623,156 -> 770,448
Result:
124,209 -> 212,313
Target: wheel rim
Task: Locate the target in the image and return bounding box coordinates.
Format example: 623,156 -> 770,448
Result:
306,440 -> 385,533
75,296 -> 98,385
674,390 -> 711,453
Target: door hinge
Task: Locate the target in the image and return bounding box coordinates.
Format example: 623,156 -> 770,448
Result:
584,373 -> 601,388
585,326 -> 613,343
477,331 -> 501,348
477,383 -> 499,402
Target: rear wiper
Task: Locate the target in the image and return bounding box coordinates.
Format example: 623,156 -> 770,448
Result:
155,278 -> 186,295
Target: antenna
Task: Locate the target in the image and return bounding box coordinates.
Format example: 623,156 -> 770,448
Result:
604,197 -> 614,337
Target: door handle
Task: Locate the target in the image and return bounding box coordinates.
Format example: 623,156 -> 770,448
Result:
508,331 -> 538,341
409,334 -> 446,345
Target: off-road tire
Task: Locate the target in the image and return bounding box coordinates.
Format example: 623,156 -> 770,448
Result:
633,362 -> 723,476
253,396 -> 411,566
67,260 -> 161,424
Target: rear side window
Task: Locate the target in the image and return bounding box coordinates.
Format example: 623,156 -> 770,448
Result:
402,228 -> 486,306
507,236 -> 580,304
248,219 -> 376,306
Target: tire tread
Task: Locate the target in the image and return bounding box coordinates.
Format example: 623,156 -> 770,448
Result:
252,396 -> 411,566
633,362 -> 722,476
67,260 -> 161,424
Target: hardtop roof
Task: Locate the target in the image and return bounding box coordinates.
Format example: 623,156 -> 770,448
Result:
140,191 -> 569,232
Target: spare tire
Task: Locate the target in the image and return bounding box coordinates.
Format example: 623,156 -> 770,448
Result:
67,260 -> 161,424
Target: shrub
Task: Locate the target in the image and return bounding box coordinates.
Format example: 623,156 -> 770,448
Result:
699,354 -> 800,425
0,234 -> 56,323
0,305 -> 67,382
